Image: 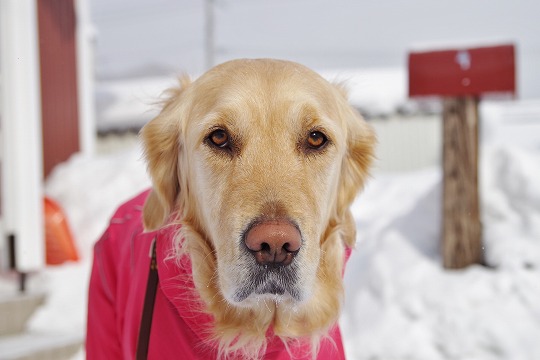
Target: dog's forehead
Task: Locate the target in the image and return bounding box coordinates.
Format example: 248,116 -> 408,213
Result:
195,59 -> 335,103
205,59 -> 323,83
187,59 -> 342,126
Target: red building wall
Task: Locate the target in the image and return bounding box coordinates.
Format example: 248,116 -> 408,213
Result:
38,0 -> 80,178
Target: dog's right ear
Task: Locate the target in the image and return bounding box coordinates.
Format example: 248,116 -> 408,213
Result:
140,77 -> 191,231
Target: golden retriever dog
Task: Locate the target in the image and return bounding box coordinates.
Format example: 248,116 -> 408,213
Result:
140,59 -> 375,358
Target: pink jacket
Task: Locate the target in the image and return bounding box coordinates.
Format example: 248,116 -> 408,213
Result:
86,190 -> 346,359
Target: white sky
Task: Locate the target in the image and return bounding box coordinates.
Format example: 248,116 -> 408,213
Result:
91,0 -> 540,98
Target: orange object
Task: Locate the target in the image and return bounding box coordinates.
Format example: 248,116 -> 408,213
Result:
44,197 -> 79,265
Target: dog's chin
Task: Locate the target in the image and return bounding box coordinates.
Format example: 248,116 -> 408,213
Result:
224,276 -> 310,308
228,288 -> 301,308
247,283 -> 297,301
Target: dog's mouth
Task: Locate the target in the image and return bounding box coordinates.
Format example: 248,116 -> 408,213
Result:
255,283 -> 285,296
232,265 -> 301,302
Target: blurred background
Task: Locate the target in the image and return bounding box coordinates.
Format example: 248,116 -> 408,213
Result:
1,0 -> 539,359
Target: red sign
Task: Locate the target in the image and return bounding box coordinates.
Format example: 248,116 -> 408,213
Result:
408,44 -> 516,97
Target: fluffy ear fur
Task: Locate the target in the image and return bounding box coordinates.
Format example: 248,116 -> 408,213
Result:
334,85 -> 376,247
140,77 -> 191,230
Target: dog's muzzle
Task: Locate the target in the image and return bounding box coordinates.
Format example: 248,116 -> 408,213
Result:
233,219 -> 303,302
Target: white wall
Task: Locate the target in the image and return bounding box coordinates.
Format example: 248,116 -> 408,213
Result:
370,116 -> 442,173
0,0 -> 45,272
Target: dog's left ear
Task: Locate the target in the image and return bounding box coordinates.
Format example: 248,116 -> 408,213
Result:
140,78 -> 191,230
334,85 -> 376,244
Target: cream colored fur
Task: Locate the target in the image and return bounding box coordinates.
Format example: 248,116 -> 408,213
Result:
140,59 -> 375,359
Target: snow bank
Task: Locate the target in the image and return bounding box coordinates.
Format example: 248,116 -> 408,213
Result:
337,109 -> 540,358
44,147 -> 150,257
26,147 -> 150,338
341,146 -> 540,359
481,145 -> 540,269
96,77 -> 178,133
322,68 -> 442,118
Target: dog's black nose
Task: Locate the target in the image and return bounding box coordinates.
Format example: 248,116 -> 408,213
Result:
244,220 -> 301,266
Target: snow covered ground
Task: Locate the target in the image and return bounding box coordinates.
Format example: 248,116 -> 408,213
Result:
342,149 -> 540,360
25,90 -> 540,359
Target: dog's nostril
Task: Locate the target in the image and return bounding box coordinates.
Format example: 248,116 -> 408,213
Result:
260,242 -> 271,252
245,221 -> 301,266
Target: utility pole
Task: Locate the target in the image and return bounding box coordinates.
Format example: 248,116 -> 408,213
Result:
204,0 -> 215,70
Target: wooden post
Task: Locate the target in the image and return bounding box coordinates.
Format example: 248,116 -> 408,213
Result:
442,97 -> 483,269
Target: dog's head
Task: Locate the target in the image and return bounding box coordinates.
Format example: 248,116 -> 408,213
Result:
141,59 -> 375,355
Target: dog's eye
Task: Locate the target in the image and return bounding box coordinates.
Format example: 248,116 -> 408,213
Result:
307,131 -> 327,149
208,129 -> 229,148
